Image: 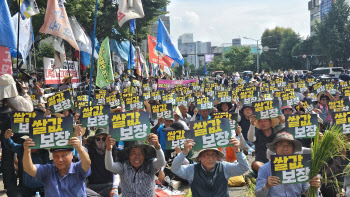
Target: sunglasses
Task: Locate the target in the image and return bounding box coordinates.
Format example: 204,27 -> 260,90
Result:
96,136 -> 106,142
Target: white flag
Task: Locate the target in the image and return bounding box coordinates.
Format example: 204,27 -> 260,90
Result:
117,0 -> 145,27
53,37 -> 66,69
11,13 -> 32,64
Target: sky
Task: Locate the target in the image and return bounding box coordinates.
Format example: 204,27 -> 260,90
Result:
167,0 -> 310,46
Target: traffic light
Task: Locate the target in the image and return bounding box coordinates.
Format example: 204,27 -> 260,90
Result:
310,55 -> 313,58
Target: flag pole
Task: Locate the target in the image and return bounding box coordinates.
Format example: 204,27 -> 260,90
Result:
16,12 -> 21,69
88,0 -> 99,106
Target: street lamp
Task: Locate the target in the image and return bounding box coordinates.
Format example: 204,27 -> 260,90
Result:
243,36 -> 272,73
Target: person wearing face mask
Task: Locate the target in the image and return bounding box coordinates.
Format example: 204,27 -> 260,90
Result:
86,129 -> 120,197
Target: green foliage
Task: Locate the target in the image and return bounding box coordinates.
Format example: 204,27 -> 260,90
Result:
315,0 -> 350,67
260,27 -> 300,70
35,42 -> 55,69
208,46 -> 255,73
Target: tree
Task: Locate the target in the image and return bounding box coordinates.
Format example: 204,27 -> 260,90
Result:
291,36 -> 323,69
278,33 -> 301,69
315,0 -> 350,67
260,27 -> 300,70
35,42 -> 55,69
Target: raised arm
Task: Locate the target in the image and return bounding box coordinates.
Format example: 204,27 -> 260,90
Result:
224,137 -> 249,179
68,137 -> 91,173
247,115 -> 257,142
22,138 -> 37,177
147,133 -> 166,170
170,139 -> 195,183
105,135 -> 123,174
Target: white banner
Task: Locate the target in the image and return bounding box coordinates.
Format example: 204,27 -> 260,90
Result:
43,57 -> 80,84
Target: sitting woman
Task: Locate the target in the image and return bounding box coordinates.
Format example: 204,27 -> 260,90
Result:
105,133 -> 166,197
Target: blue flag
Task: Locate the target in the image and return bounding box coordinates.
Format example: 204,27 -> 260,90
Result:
127,40 -> 134,70
156,18 -> 184,65
90,31 -> 100,54
81,51 -> 90,67
204,66 -> 207,75
0,0 -> 17,49
130,19 -> 136,35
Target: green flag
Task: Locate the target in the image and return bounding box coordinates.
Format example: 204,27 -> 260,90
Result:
96,37 -> 114,88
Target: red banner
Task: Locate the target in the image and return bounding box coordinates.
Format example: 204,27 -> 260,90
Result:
148,35 -> 174,67
0,46 -> 12,76
43,57 -> 79,84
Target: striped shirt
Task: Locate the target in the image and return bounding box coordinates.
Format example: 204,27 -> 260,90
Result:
105,149 -> 166,197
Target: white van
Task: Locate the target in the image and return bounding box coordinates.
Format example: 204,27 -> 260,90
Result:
312,67 -> 343,78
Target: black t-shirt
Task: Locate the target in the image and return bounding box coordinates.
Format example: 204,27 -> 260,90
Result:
239,115 -> 250,140
87,146 -> 117,185
254,128 -> 275,163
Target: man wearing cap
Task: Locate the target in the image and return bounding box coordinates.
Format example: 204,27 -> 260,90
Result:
281,106 -> 293,115
22,136 -> 91,197
255,132 -> 321,197
171,138 -> 249,197
190,108 -> 211,121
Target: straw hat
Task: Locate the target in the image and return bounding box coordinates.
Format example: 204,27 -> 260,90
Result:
62,74 -> 73,83
266,132 -> 302,153
254,118 -> 280,129
191,148 -> 224,162
0,74 -> 18,100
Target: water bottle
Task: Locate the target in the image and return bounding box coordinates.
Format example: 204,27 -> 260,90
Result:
118,141 -> 124,150
113,189 -> 119,197
248,149 -> 252,157
35,192 -> 41,197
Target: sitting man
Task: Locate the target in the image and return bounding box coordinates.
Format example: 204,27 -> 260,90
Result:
22,137 -> 91,197
171,137 -> 249,197
255,132 -> 321,197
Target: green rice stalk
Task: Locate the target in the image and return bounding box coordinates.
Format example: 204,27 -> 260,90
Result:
307,125 -> 350,197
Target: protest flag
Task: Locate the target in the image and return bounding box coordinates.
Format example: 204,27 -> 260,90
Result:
0,0 -> 17,49
39,0 -> 79,51
96,37 -> 114,88
204,66 -> 207,75
127,40 -> 135,70
130,19 -> 136,35
156,18 -> 184,65
117,0 -> 145,27
11,13 -> 33,64
19,0 -> 40,19
19,0 -> 30,20
70,16 -> 98,59
53,37 -> 66,69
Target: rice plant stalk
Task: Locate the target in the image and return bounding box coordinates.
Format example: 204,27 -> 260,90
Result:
307,125 -> 350,197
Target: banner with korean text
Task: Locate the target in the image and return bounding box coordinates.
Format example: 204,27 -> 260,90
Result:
80,105 -> 110,127
271,154 -> 311,184
285,114 -> 318,139
43,57 -> 80,84
29,117 -> 73,149
157,79 -> 197,90
47,90 -> 74,113
0,46 -> 12,76
189,118 -> 232,150
109,112 -> 150,141
11,112 -> 44,134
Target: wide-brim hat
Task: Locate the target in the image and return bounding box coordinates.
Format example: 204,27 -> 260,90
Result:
217,102 -> 232,112
62,74 -> 73,83
116,141 -> 156,162
266,132 -> 302,153
0,74 -> 18,100
192,148 -> 224,162
95,128 -> 108,136
254,118 -> 280,129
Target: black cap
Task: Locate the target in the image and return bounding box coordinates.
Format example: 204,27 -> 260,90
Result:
50,147 -> 74,153
163,122 -> 184,131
